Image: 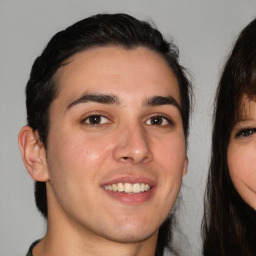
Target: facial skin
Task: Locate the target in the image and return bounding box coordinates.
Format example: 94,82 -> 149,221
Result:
19,46 -> 187,256
228,96 -> 256,210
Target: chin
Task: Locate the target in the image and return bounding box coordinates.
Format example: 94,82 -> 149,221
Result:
102,224 -> 158,243
245,198 -> 256,211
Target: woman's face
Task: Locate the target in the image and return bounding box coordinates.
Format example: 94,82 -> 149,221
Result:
228,96 -> 256,210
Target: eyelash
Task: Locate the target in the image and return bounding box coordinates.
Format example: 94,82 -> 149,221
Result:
81,114 -> 173,126
235,128 -> 256,138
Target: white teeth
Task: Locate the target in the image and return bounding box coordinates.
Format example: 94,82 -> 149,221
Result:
117,183 -> 124,192
124,183 -> 133,193
104,182 -> 151,193
133,183 -> 141,193
112,184 -> 118,192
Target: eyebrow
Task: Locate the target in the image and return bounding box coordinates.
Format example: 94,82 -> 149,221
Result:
66,93 -> 181,112
67,93 -> 120,110
145,96 -> 181,112
233,118 -> 255,126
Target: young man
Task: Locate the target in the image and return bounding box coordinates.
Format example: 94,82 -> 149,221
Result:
19,13 -> 192,256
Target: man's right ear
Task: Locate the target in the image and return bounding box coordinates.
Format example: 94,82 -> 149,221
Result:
18,126 -> 49,182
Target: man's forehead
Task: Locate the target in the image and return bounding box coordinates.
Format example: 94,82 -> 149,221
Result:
57,45 -> 173,78
55,45 -> 178,89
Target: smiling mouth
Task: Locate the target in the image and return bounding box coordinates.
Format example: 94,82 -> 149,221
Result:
103,182 -> 151,194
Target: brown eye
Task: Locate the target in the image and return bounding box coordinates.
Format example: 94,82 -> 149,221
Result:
83,115 -> 109,125
88,115 -> 101,124
151,116 -> 163,125
145,115 -> 170,126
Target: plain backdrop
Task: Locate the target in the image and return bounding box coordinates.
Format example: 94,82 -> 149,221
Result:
1,1 -> 256,255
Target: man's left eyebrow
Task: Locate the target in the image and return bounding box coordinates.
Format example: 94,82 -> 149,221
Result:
145,96 -> 181,112
66,93 -> 119,111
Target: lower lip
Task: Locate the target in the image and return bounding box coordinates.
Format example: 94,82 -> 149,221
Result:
103,187 -> 156,204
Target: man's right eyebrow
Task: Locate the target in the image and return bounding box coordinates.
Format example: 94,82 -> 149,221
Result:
66,93 -> 119,111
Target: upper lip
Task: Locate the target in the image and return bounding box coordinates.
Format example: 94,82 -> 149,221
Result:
101,175 -> 156,187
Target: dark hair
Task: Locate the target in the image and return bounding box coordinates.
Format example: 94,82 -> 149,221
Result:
25,13 -> 192,256
202,19 -> 256,256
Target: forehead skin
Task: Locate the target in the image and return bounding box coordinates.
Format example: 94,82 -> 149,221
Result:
53,46 -> 181,112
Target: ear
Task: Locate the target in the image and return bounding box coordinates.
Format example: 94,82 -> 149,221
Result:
18,126 -> 49,181
182,156 -> 188,177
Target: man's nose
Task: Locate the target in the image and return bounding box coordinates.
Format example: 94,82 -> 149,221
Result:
113,123 -> 153,164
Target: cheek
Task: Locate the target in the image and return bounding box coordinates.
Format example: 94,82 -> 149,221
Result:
45,132 -> 111,209
46,131 -> 110,180
228,145 -> 256,192
155,135 -> 186,172
153,137 -> 185,211
153,134 -> 186,205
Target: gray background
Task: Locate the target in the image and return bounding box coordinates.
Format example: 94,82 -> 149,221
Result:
1,1 -> 256,255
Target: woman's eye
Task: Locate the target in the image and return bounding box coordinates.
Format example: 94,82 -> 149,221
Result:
235,128 -> 256,138
145,115 -> 171,126
82,115 -> 109,125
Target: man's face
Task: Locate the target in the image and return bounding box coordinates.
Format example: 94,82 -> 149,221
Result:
44,46 -> 187,243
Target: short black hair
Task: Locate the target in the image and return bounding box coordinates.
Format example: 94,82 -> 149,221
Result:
25,13 -> 192,256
